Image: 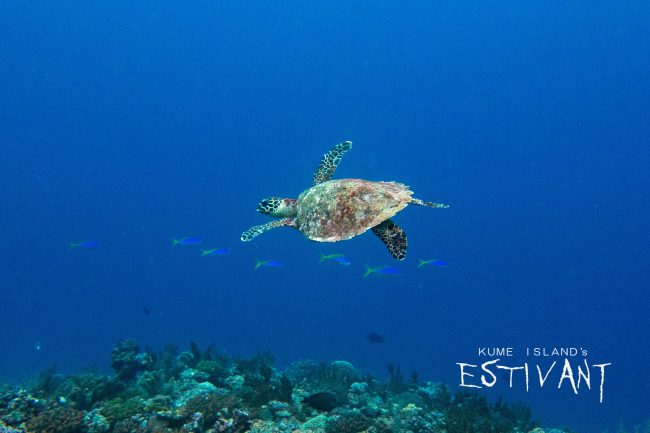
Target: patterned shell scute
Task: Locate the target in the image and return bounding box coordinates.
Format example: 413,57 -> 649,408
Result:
296,179 -> 413,242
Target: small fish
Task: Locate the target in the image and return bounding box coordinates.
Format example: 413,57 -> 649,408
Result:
332,256 -> 352,266
68,240 -> 99,249
172,237 -> 202,246
319,253 -> 351,266
319,253 -> 345,263
363,265 -> 401,278
367,332 -> 385,343
201,247 -> 232,256
143,307 -> 150,316
418,258 -> 449,268
34,341 -> 41,351
254,259 -> 282,269
302,391 -> 338,412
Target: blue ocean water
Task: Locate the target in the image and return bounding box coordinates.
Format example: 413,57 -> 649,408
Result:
1,2 -> 648,432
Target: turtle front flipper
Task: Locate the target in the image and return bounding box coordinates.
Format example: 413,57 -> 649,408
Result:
241,218 -> 296,242
372,219 -> 407,261
313,141 -> 352,185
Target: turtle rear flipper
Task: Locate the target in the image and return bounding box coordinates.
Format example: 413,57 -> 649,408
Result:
372,219 -> 407,260
241,218 -> 295,241
313,141 -> 352,185
410,197 -> 449,208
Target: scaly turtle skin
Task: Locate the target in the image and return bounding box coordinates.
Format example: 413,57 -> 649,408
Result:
241,141 -> 448,260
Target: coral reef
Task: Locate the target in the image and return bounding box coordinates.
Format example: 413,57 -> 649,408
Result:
110,339 -> 152,382
0,340 -> 573,433
0,420 -> 27,433
24,404 -> 86,433
182,391 -> 241,426
325,408 -> 371,433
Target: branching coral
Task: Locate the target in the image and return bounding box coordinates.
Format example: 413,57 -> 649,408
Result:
445,391 -> 539,433
24,404 -> 86,433
325,408 -> 371,433
386,363 -> 406,394
212,409 -> 251,433
111,340 -> 151,382
98,398 -> 145,429
55,373 -> 122,411
182,392 -> 241,427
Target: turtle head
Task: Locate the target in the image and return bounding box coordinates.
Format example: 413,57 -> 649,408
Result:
257,197 -> 297,218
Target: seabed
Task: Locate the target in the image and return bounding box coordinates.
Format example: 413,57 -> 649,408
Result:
0,339 -> 573,433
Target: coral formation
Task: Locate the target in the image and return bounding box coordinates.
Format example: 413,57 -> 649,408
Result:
325,408 -> 371,433
182,391 -> 241,426
23,404 -> 86,433
0,340 -> 572,433
110,339 -> 151,382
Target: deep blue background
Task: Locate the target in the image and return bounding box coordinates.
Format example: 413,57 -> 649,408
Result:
1,2 -> 648,432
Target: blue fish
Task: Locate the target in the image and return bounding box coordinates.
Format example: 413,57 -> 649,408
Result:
418,258 -> 449,268
364,265 -> 401,278
68,240 -> 99,249
376,266 -> 401,275
255,259 -> 282,269
319,253 -> 351,266
332,256 -> 352,266
172,237 -> 202,246
201,247 -> 232,256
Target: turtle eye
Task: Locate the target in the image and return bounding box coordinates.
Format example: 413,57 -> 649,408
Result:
257,197 -> 281,215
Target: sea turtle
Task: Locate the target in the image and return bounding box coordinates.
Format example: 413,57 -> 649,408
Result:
240,141 -> 448,260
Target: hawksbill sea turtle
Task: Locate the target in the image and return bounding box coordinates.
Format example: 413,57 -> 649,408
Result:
240,141 -> 448,260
